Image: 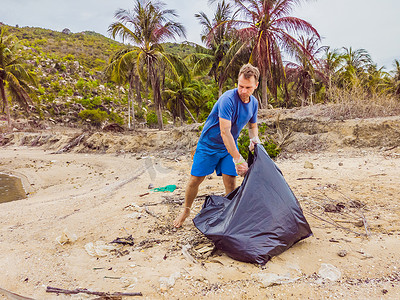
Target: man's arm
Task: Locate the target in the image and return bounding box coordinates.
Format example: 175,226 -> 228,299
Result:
219,117 -> 248,176
248,122 -> 261,151
248,122 -> 258,139
219,117 -> 241,161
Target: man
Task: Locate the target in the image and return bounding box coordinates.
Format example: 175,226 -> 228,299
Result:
173,63 -> 261,228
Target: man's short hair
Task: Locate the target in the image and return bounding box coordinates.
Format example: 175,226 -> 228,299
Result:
238,63 -> 260,82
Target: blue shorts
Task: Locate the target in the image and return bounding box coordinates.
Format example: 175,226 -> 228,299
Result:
191,145 -> 237,177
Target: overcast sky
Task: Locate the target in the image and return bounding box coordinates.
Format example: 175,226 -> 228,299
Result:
1,0 -> 399,70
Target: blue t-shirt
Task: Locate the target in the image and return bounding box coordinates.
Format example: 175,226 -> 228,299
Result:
198,88 -> 258,151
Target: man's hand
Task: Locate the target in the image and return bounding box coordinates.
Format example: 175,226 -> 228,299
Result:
249,136 -> 261,151
233,155 -> 248,176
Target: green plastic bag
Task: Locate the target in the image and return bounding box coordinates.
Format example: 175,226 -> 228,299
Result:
151,184 -> 177,192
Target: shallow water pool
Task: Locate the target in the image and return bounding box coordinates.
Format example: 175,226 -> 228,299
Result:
0,173 -> 27,203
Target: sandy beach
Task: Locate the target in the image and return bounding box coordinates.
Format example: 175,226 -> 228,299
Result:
1,124 -> 400,299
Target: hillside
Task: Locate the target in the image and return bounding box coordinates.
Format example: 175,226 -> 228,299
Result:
4,25 -> 199,70
0,24 -> 201,130
5,25 -> 124,70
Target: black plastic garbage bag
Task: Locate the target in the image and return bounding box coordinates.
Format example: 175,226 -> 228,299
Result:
193,144 -> 312,265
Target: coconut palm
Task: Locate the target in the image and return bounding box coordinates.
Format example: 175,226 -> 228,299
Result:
163,74 -> 199,126
187,79 -> 217,121
0,27 -> 36,128
322,48 -> 344,92
285,36 -> 327,106
215,0 -> 320,107
108,0 -> 186,130
192,1 -> 241,96
338,47 -> 373,89
390,59 -> 400,97
104,48 -> 143,128
365,64 -> 390,96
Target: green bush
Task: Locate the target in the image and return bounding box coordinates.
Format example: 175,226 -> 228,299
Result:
237,128 -> 281,160
263,140 -> 281,158
63,54 -> 75,61
37,86 -> 46,95
78,109 -> 107,127
146,111 -> 167,128
146,111 -> 158,127
58,88 -> 73,97
103,96 -> 113,105
50,81 -> 61,93
108,111 -> 124,125
134,107 -> 145,121
75,97 -> 102,109
76,78 -> 85,91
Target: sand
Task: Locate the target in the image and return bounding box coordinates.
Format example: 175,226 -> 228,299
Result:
0,139 -> 400,299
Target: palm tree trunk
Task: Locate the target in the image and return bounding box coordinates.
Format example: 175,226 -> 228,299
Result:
179,98 -> 184,127
218,84 -> 223,98
134,75 -> 142,116
153,76 -> 163,130
149,64 -> 163,130
0,80 -> 11,128
127,98 -> 131,129
180,100 -> 197,123
261,75 -> 268,109
129,74 -> 135,129
327,74 -> 333,101
155,89 -> 163,130
128,74 -> 135,128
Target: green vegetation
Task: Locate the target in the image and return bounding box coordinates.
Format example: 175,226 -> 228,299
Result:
6,26 -> 122,70
107,0 -> 187,130
237,128 -> 280,160
0,27 -> 37,128
78,109 -> 108,127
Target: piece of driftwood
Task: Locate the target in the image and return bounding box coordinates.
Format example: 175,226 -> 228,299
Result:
383,145 -> 398,151
110,235 -> 135,246
296,177 -> 320,180
46,286 -> 142,297
305,210 -> 367,236
52,133 -> 85,154
144,207 -> 158,218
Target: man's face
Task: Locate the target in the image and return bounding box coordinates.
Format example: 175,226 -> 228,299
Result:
237,74 -> 259,103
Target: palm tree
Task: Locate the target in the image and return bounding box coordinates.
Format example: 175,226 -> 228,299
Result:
108,0 -> 186,130
322,48 -> 344,93
0,27 -> 36,128
216,0 -> 320,107
285,36 -> 327,106
192,0 -> 241,96
365,64 -> 389,96
187,79 -> 217,120
163,74 -> 199,125
390,59 -> 400,97
104,48 -> 143,128
338,47 -> 373,89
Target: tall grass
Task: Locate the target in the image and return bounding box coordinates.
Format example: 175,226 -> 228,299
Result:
295,86 -> 400,120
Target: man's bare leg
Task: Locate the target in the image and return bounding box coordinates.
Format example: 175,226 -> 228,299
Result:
173,175 -> 205,227
222,174 -> 236,195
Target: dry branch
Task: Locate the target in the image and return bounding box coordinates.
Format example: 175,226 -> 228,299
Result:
305,210 -> 367,236
46,286 -> 142,297
53,133 -> 85,154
